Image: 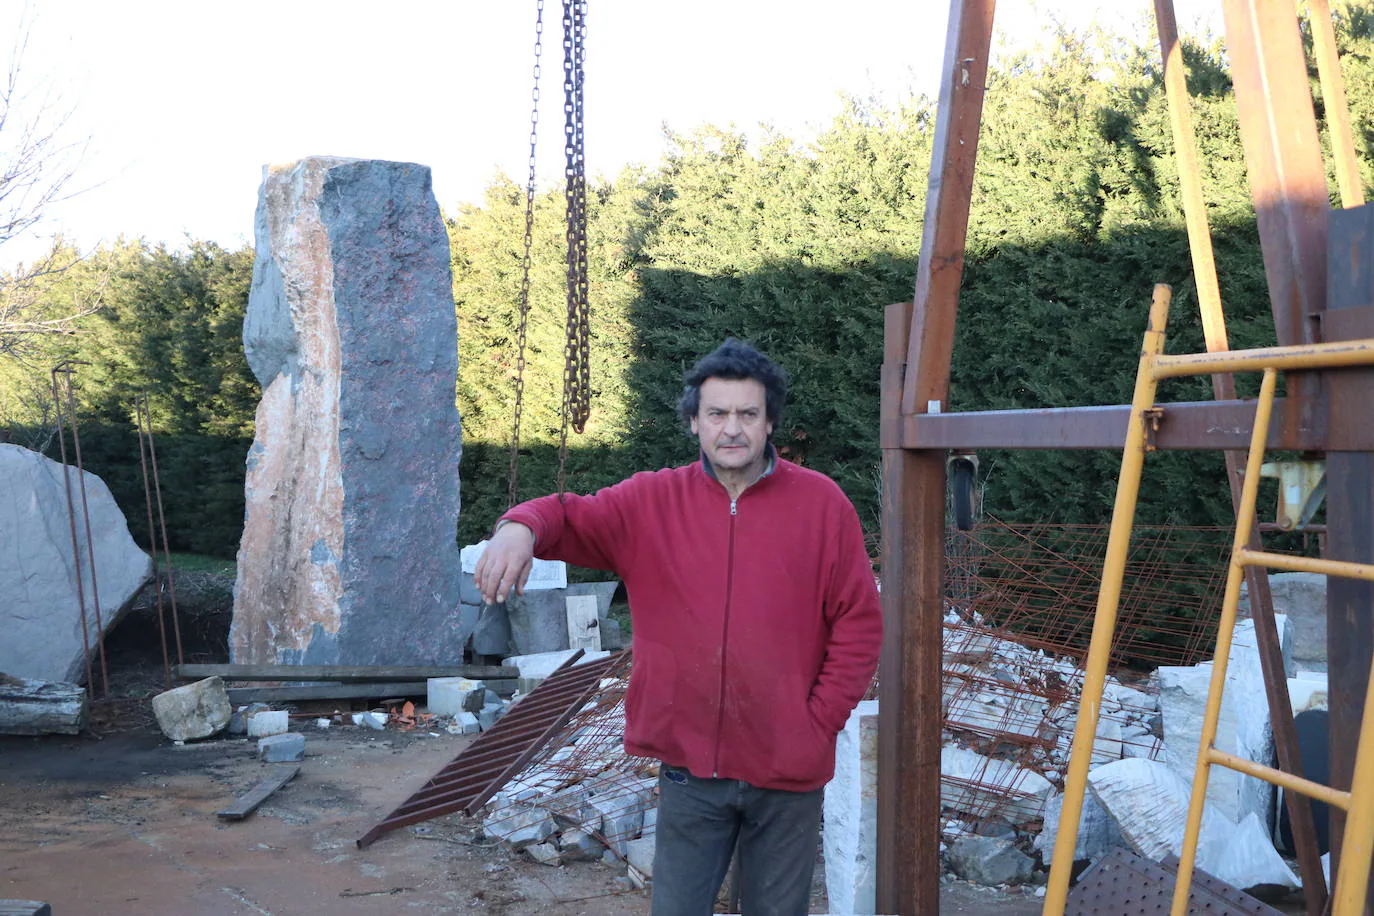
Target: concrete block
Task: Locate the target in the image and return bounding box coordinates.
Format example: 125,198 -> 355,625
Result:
426,676 -> 485,716
151,676 -> 232,742
247,709 -> 289,738
453,711 -> 480,734
625,835 -> 656,878
525,841 -> 561,865
502,649 -> 612,694
483,803 -> 555,849
351,711 -> 386,730
478,704 -> 506,731
824,699 -> 878,916
947,834 -> 1036,886
558,827 -> 605,861
258,732 -> 305,762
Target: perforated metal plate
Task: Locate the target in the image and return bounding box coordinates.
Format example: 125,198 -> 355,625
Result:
1066,847 -> 1287,916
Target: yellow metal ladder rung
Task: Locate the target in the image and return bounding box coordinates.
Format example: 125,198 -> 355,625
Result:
1236,548 -> 1374,582
1207,748 -> 1352,811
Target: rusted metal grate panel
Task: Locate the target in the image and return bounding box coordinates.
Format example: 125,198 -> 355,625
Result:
356,648 -> 628,848
1066,848 -> 1285,916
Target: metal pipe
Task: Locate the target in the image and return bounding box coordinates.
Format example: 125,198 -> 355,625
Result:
1171,367 -> 1280,916
1239,548 -> 1374,581
1043,283 -> 1172,915
50,365 -> 95,696
1208,747 -> 1351,810
61,371 -> 109,699
1153,337 -> 1374,379
141,396 -> 184,667
135,396 -> 172,688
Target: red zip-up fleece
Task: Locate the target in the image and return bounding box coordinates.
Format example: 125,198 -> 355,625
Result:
500,455 -> 882,792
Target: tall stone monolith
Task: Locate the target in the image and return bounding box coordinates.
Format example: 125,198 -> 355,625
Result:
230,157 -> 466,665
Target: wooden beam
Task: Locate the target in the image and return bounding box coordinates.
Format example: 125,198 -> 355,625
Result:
217,764 -> 300,821
225,683 -> 431,704
176,664 -> 517,682
899,0 -> 997,417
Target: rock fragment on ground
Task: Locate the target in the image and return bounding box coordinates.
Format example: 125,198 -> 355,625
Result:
151,676 -> 232,742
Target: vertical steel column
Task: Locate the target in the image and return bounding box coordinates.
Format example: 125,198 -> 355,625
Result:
1326,205 -> 1374,913
880,0 -> 995,911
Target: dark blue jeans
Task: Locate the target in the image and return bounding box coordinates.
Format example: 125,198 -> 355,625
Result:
650,764 -> 823,916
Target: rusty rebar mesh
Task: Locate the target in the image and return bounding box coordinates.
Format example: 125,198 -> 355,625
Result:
946,517 -> 1238,669
877,517 -> 1238,830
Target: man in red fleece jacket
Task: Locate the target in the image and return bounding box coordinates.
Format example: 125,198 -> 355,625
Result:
475,339 -> 882,916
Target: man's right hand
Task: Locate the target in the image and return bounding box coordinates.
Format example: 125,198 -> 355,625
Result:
474,522 -> 536,605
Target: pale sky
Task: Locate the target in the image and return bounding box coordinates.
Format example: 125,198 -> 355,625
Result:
1,0 -> 1221,268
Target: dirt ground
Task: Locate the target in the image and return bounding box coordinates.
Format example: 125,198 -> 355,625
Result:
0,612 -> 1044,915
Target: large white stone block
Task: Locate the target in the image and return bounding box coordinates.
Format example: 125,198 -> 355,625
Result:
1088,757 -> 1299,892
0,444 -> 153,683
1158,617 -> 1290,827
941,745 -> 1053,823
824,700 -> 878,915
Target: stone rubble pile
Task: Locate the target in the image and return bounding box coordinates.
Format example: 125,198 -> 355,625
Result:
823,610 -> 1327,911
468,655 -> 660,886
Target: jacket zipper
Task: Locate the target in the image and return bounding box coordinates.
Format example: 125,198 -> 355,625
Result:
712,495 -> 739,778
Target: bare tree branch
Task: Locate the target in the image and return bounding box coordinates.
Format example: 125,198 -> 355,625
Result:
0,7 -> 97,363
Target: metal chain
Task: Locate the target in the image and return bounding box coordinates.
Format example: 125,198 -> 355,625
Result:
507,0 -> 545,510
558,0 -> 591,495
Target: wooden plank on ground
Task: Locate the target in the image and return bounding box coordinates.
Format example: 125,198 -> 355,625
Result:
217,764 -> 300,821
176,663 -> 517,682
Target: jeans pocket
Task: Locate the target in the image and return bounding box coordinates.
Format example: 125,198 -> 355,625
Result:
661,764 -> 689,785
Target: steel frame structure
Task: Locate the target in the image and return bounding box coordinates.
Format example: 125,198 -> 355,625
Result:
877,0 -> 1374,912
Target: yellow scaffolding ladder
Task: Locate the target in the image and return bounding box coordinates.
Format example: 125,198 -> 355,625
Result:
1042,283 -> 1374,916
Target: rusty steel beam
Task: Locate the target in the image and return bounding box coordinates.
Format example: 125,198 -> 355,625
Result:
1221,0 -> 1329,355
881,1 -> 996,912
885,397 -> 1334,451
899,0 -> 996,417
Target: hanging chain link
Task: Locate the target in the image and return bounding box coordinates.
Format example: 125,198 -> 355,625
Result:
558,0 -> 591,495
507,0 -> 545,510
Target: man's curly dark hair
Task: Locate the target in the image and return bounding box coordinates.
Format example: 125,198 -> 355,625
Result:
678,338 -> 789,430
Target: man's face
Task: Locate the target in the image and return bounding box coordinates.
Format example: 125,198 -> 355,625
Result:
690,377 -> 773,478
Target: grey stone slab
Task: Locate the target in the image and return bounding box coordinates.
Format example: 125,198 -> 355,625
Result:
231,157 -> 465,668
946,835 -> 1036,886
506,589 -> 570,656
258,732 -> 306,762
472,603 -> 512,656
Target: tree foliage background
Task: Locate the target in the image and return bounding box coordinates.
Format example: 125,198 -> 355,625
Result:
4,10 -> 1374,560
